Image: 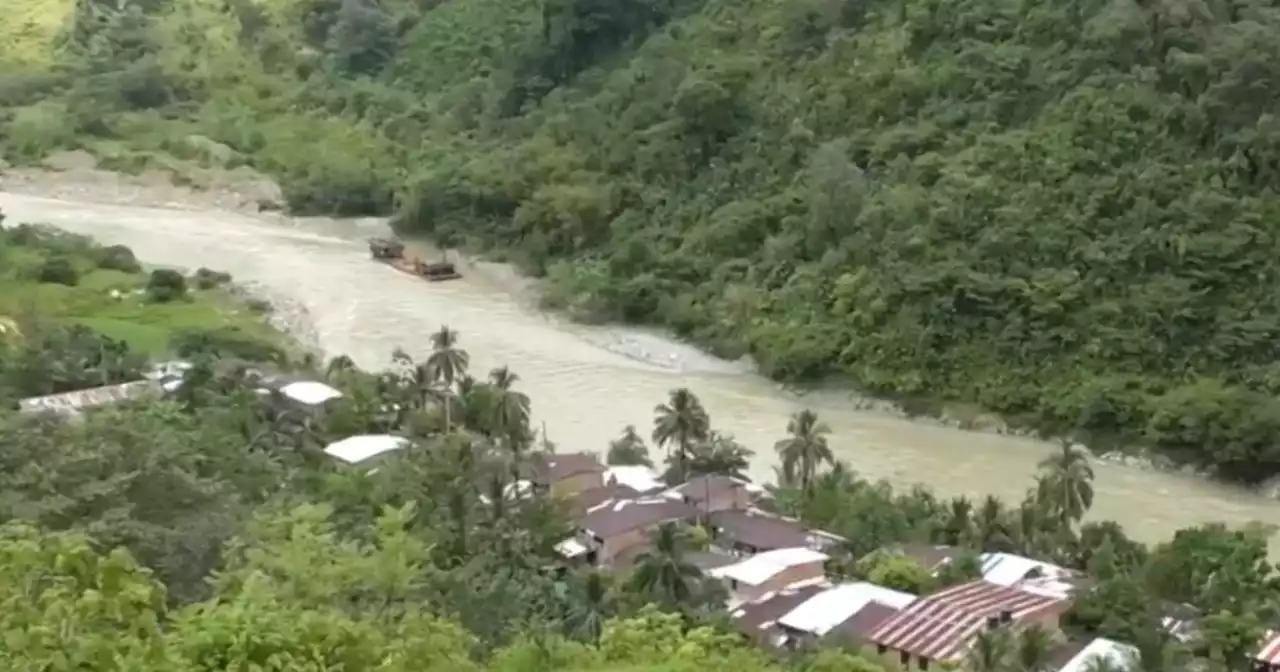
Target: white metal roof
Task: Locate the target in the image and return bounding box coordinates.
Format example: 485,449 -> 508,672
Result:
280,380 -> 344,405
980,552 -> 1076,598
711,547 -> 830,586
605,465 -> 665,493
1059,638 -> 1139,672
323,434 -> 409,464
777,582 -> 918,636
555,538 -> 588,558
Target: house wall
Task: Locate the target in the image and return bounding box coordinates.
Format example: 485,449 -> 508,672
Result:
730,561 -> 825,603
552,471 -> 605,497
600,527 -> 649,564
695,486 -> 751,514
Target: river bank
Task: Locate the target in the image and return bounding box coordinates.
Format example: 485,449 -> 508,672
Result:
5,158 -> 1280,557
0,158 -> 1237,478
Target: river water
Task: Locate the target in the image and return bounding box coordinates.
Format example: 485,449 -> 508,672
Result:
3,190 -> 1278,552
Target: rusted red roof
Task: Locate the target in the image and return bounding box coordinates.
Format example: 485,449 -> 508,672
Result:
832,601 -> 902,641
1256,631 -> 1280,664
572,483 -> 642,514
526,452 -> 605,485
581,498 -> 697,539
732,583 -> 829,644
867,580 -> 1066,662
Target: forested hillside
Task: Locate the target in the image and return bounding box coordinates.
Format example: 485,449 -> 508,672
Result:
5,0 -> 1280,479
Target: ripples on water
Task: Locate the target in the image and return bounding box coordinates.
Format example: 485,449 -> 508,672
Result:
2,191 -> 1278,554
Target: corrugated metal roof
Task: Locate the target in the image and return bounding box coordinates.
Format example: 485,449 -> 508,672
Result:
18,379 -> 160,416
1257,631 -> 1280,665
868,580 -> 1065,662
981,552 -> 1067,584
980,552 -> 1079,599
711,547 -> 829,586
1058,638 -> 1139,672
778,582 -> 917,637
323,434 -> 409,464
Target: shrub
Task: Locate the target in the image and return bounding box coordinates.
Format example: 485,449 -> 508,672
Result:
145,268 -> 187,302
36,256 -> 79,286
170,327 -> 286,363
95,244 -> 142,273
191,267 -> 232,290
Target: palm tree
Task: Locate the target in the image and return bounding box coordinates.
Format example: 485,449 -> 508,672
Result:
426,326 -> 469,431
426,325 -> 469,387
488,366 -> 531,441
940,496 -> 974,546
651,388 -> 710,482
966,627 -> 1014,672
607,425 -> 652,467
628,523 -> 703,608
1038,439 -> 1095,526
565,570 -> 613,643
975,495 -> 1016,552
773,409 -> 834,493
1013,624 -> 1057,672
683,432 -> 753,481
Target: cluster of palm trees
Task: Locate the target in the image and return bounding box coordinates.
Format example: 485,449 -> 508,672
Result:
646,387 -> 840,490
326,326 -> 532,445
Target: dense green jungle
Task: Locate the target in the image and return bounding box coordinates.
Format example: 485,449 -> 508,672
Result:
0,223 -> 1278,672
4,0 -> 1280,481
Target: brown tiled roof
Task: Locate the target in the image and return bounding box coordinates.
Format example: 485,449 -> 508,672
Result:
688,551 -> 740,572
867,580 -> 1066,662
830,601 -> 901,642
527,452 -> 605,485
672,474 -> 749,502
572,483 -> 642,513
1045,640 -> 1091,672
581,498 -> 696,539
732,583 -> 829,644
710,509 -> 837,552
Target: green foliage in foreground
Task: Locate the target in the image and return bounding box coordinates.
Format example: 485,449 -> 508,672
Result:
0,310 -> 1275,672
6,0 -> 1280,483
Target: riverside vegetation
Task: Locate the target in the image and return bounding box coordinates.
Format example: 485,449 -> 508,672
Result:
4,0 -> 1280,482
0,240 -> 1277,672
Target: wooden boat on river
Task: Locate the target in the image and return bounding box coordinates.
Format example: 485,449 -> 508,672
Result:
367,237 -> 461,282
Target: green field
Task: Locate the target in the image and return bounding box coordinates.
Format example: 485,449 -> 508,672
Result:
0,224 -> 286,357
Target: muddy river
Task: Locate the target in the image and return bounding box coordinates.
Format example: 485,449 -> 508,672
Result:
2,189 -> 1277,553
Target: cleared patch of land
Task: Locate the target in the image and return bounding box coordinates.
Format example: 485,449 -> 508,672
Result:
0,220 -> 286,357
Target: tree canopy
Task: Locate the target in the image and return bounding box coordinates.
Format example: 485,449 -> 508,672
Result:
6,0 -> 1280,480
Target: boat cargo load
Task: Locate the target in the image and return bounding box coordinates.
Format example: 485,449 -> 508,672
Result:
367,237 -> 461,282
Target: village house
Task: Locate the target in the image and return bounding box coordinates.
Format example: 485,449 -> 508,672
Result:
665,474 -> 759,514
979,552 -> 1087,598
557,496 -> 698,567
322,434 -> 410,468
709,508 -> 845,557
776,582 -> 919,650
1252,631 -> 1280,671
18,379 -> 163,418
604,465 -> 667,494
865,579 -> 1071,669
731,583 -> 831,647
709,547 -> 830,607
1046,638 -> 1139,672
526,452 -> 607,497
568,482 -> 644,517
